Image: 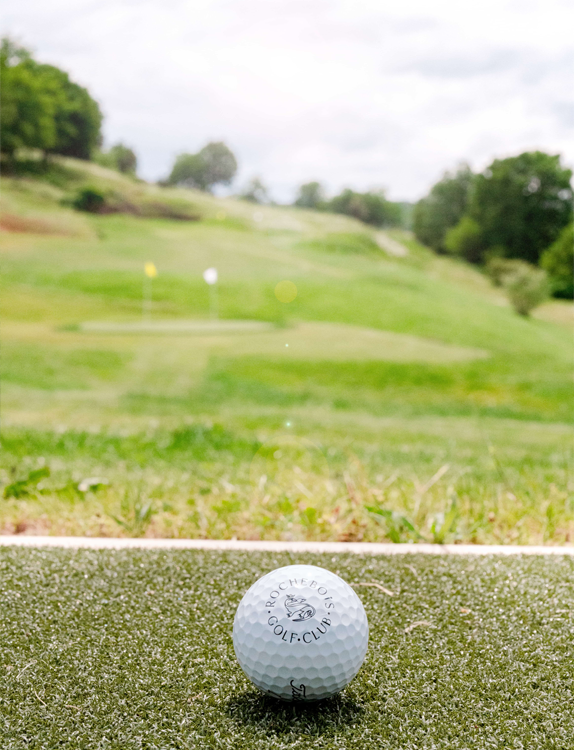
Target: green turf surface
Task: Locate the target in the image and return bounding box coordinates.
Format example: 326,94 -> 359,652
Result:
1,158 -> 572,543
1,548 -> 573,749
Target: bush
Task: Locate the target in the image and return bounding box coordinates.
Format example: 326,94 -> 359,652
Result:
444,216 -> 483,262
502,263 -> 550,316
71,187 -> 106,213
485,256 -> 529,286
540,223 -> 573,299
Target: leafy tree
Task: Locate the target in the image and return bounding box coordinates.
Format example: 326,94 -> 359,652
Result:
469,151 -> 572,264
540,223 -> 573,299
167,153 -> 204,188
294,181 -> 325,209
168,142 -> 237,191
444,216 -> 483,263
38,64 -> 102,159
109,144 -> 137,174
413,164 -> 473,253
240,177 -> 269,203
96,143 -> 138,174
0,37 -> 102,161
0,39 -> 57,157
328,189 -> 401,227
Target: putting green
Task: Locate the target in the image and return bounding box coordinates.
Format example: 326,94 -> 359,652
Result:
79,319 -> 276,334
74,320 -> 488,363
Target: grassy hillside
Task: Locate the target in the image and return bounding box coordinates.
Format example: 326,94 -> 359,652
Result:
0,158 -> 572,543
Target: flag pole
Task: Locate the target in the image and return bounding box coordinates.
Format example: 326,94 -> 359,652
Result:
143,263 -> 157,322
203,268 -> 218,321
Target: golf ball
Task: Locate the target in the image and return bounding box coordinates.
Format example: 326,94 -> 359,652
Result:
233,564 -> 368,701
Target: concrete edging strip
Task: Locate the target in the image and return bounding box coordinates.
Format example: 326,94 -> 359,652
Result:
0,536 -> 573,555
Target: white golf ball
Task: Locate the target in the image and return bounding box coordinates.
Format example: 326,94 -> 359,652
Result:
233,564 -> 369,701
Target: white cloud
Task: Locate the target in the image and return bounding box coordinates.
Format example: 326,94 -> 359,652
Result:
4,0 -> 573,200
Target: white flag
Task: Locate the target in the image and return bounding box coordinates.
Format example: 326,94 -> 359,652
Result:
203,267 -> 218,285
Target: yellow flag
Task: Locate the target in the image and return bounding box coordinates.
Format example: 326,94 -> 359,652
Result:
144,262 -> 157,278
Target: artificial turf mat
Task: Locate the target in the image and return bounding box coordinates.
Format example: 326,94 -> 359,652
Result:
1,549 -> 573,749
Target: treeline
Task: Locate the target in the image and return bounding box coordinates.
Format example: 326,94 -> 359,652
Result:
3,36 -> 570,297
0,38 -> 137,175
293,182 -> 405,228
414,153 -> 573,300
164,149 -> 406,228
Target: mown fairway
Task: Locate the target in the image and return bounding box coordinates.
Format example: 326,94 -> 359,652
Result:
0,159 -> 572,543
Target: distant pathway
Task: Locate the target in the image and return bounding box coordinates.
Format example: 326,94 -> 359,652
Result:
1,537 -> 572,555
375,231 -> 409,257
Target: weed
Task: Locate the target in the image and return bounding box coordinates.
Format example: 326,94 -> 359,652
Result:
109,491 -> 156,536
3,467 -> 50,499
365,506 -> 425,543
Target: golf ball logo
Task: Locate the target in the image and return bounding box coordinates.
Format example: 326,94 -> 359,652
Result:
264,576 -> 335,645
284,594 -> 315,622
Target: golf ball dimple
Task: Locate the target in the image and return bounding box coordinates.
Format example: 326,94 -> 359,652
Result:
233,564 -> 369,701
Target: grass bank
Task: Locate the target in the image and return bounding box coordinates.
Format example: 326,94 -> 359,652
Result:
0,158 -> 572,543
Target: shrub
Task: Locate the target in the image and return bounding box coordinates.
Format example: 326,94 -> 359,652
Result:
502,263 -> 550,316
444,216 -> 483,262
485,256 -> 529,286
71,187 -> 106,213
540,223 -> 573,299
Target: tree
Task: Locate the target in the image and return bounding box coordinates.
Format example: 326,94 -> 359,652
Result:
99,143 -> 138,174
240,177 -> 269,203
0,39 -> 57,157
294,181 -> 325,209
38,64 -> 102,159
328,189 -> 401,227
469,151 -> 572,265
413,164 -> 474,253
109,144 -> 137,174
167,153 -> 204,188
0,37 -> 102,161
168,141 -> 237,191
540,223 -> 573,299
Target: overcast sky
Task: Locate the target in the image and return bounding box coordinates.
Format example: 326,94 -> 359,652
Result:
4,0 -> 573,201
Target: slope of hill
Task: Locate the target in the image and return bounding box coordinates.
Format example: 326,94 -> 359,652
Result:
0,158 -> 572,543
